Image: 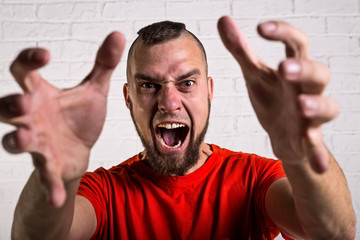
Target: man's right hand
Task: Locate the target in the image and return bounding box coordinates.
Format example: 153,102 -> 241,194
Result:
0,32 -> 125,208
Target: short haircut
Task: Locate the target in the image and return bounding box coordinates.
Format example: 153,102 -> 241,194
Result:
126,20 -> 208,81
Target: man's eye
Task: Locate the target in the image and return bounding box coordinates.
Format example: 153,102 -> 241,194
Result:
141,82 -> 155,88
183,80 -> 194,87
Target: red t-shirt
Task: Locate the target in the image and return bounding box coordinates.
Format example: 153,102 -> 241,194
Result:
77,144 -> 287,239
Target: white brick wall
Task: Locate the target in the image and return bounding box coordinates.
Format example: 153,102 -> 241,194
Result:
0,1 -> 359,239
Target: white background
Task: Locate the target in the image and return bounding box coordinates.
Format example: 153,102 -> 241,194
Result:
0,0 -> 359,239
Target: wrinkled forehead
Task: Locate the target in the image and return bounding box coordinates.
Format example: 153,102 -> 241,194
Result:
127,33 -> 207,81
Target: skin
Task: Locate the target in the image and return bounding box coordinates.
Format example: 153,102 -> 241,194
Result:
124,33 -> 213,176
2,16 -> 355,239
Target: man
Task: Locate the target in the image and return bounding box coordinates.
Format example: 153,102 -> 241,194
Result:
3,16 -> 355,239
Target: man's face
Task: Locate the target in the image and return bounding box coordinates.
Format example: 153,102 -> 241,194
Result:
124,34 -> 213,176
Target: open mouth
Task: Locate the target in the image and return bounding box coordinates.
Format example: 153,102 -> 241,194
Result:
156,123 -> 189,149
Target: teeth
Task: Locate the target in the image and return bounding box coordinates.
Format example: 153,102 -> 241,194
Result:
158,123 -> 185,129
160,138 -> 182,149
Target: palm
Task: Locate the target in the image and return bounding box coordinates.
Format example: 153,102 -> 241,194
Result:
26,80 -> 107,181
243,64 -> 305,161
2,32 -> 125,207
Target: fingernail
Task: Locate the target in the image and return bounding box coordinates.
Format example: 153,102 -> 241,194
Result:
284,60 -> 301,80
261,22 -> 277,34
302,98 -> 318,116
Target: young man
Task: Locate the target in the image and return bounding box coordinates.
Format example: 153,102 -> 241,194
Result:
4,17 -> 355,239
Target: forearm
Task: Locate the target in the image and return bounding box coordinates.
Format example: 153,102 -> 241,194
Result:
12,170 -> 80,240
282,152 -> 356,239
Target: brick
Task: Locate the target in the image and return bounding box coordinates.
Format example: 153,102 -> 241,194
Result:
38,3 -> 98,20
38,40 -> 99,61
0,4 -> 14,19
211,95 -> 254,115
71,21 -> 132,39
333,93 -> 360,112
212,77 -> 244,96
101,119 -> 139,139
294,0 -> 358,14
0,161 -> 32,180
90,138 -> 142,163
103,2 -> 165,19
38,62 -> 71,81
167,1 -> 230,18
0,180 -> 26,202
333,153 -> 360,173
108,80 -> 126,98
310,36 -> 360,56
201,38 -> 230,57
233,0 -> 293,17
327,73 -> 360,92
208,57 -> 242,77
106,97 -> 132,120
332,133 -> 360,152
329,56 -> 360,74
0,202 -> 15,240
0,41 -> 37,61
14,4 -> 36,19
207,116 -> 237,135
327,16 -> 360,34
69,61 -> 93,79
3,22 -> 68,40
199,18 -> 259,37
333,112 -> 360,132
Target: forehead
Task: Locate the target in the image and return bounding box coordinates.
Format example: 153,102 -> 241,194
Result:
129,35 -> 206,79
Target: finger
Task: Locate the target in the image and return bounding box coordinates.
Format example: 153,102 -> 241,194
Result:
2,128 -> 32,154
217,16 -> 262,71
10,48 -> 50,93
84,31 -> 126,95
32,153 -> 66,208
258,21 -> 309,59
279,59 -> 331,94
0,94 -> 31,123
306,127 -> 329,173
298,95 -> 339,125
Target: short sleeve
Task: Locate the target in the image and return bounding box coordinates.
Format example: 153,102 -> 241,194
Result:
77,168 -> 109,239
254,156 -> 288,238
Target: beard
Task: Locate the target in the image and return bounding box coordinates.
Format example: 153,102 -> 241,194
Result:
129,99 -> 211,176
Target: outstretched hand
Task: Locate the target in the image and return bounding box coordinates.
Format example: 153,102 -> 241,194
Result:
218,16 -> 338,173
0,32 -> 125,207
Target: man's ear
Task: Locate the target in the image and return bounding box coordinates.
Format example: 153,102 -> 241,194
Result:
123,83 -> 130,109
207,76 -> 214,103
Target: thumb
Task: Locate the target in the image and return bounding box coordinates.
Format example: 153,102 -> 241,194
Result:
84,31 -> 126,95
217,16 -> 261,70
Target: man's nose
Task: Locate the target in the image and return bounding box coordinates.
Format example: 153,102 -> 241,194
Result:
158,86 -> 181,113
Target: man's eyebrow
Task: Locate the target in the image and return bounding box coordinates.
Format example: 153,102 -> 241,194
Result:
175,69 -> 201,81
134,69 -> 201,83
134,73 -> 159,82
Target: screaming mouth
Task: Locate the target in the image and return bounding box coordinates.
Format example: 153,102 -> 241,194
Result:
156,123 -> 189,149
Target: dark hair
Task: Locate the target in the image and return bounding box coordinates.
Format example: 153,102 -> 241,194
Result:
126,20 -> 208,80
137,21 -> 186,45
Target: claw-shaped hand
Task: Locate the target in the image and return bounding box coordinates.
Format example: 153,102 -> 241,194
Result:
0,32 -> 125,207
218,16 -> 338,173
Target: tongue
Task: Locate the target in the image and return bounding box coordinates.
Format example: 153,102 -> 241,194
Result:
161,129 -> 178,147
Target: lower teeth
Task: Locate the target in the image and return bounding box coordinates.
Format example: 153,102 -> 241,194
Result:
161,139 -> 182,149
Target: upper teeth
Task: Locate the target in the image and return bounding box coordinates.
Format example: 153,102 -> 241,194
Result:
158,123 -> 185,129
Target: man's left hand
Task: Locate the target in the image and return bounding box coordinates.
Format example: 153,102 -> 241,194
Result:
218,16 -> 339,173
